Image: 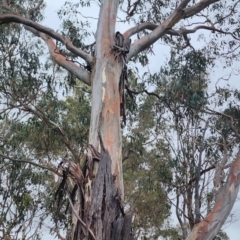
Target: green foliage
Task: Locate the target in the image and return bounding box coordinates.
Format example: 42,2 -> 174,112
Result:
123,93 -> 174,238
0,8 -> 91,238
157,50 -> 209,112
0,158 -> 50,239
122,45 -> 240,238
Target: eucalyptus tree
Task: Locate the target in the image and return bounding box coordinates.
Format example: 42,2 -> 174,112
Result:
1,0 -> 240,239
145,50 -> 240,239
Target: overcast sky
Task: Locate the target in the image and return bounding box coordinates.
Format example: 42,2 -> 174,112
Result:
41,1 -> 240,239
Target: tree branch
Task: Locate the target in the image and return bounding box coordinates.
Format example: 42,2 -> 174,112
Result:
206,108 -> 240,139
179,25 -> 240,40
0,152 -> 60,176
39,34 -> 91,86
124,22 -> 229,39
187,163 -> 231,186
10,96 -> 81,163
29,104 -> 80,162
187,151 -> 240,240
123,22 -> 158,39
127,0 -> 220,59
0,14 -> 93,65
195,120 -> 209,223
184,0 -> 220,18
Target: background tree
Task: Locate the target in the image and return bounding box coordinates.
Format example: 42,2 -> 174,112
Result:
146,50 -> 240,239
122,48 -> 240,239
1,0 -> 240,239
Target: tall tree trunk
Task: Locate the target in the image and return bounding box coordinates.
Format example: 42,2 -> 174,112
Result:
73,1 -> 132,239
79,56 -> 128,240
89,0 -> 123,196
89,53 -> 123,196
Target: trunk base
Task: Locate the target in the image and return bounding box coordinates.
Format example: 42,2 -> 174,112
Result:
75,145 -> 133,240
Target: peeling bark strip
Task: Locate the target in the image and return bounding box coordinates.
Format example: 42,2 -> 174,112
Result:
187,151 -> 240,240
84,146 -> 133,240
55,146 -> 132,240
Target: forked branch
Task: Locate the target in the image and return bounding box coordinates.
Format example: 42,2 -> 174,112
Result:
127,0 -> 220,59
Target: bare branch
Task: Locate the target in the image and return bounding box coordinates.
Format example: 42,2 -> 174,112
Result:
126,0 -> 141,19
123,22 -> 158,39
0,152 -> 60,176
41,35 -> 91,86
184,0 -> 220,18
188,163 -> 231,186
176,190 -> 185,236
22,25 -> 91,85
179,25 -> 240,41
127,0 -> 220,59
0,14 -> 93,65
124,22 -> 238,41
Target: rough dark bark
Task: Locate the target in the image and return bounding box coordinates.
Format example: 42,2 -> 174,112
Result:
81,143 -> 133,240
59,143 -> 133,240
93,147 -> 132,239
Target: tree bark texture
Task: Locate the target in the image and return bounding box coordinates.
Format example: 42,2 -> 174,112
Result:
71,143 -> 133,240
85,145 -> 132,240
